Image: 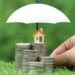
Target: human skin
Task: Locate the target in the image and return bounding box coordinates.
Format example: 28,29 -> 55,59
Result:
50,36 -> 75,67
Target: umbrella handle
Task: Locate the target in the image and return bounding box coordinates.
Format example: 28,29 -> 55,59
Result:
36,23 -> 39,30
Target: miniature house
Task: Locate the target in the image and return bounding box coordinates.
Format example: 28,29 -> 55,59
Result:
33,28 -> 45,43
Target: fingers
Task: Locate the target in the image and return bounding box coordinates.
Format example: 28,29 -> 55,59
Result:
50,43 -> 67,58
54,46 -> 75,67
54,50 -> 70,66
67,46 -> 75,66
50,35 -> 75,67
50,37 -> 72,58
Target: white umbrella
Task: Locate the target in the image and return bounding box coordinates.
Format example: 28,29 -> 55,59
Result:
7,3 -> 70,29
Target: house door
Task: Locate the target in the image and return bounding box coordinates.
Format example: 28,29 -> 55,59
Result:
39,36 -> 42,42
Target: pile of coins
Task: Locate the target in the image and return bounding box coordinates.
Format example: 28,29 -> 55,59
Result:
27,50 -> 38,61
15,43 -> 39,71
33,43 -> 46,58
21,50 -> 38,72
15,43 -> 54,73
28,62 -> 44,75
21,50 -> 28,72
15,43 -> 32,71
15,43 -> 29,70
41,57 -> 54,71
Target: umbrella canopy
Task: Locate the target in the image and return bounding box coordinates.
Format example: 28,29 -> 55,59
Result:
7,3 -> 70,24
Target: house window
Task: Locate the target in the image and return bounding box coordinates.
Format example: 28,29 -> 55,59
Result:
36,37 -> 38,40
39,36 -> 42,42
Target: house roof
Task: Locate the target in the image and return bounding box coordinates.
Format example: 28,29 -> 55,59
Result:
33,28 -> 45,36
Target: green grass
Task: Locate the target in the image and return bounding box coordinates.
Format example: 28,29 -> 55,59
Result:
0,61 -> 74,75
54,68 -> 75,75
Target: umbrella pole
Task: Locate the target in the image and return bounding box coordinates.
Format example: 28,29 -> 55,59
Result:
36,23 -> 39,30
36,0 -> 40,3
36,0 -> 40,31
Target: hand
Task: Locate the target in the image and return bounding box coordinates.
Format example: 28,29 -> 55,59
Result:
50,36 -> 75,67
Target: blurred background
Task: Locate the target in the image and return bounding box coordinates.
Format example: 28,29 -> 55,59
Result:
0,0 -> 75,61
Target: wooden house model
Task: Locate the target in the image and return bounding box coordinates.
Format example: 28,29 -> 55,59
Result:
33,28 -> 45,43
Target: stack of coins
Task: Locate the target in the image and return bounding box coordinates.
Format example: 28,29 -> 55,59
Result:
15,43 -> 32,71
29,62 -> 44,75
15,49 -> 22,70
21,50 -> 38,72
21,50 -> 29,72
15,43 -> 51,73
33,43 -> 46,58
27,50 -> 38,61
41,57 -> 54,72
